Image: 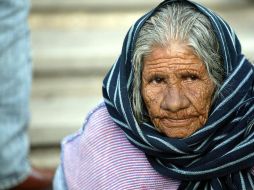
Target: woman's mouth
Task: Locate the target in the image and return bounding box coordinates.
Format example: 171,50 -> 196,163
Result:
160,117 -> 196,127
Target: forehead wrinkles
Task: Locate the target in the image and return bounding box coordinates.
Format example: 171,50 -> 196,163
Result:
145,49 -> 197,60
143,58 -> 205,72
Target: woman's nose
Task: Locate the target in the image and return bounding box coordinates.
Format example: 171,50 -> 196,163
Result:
160,86 -> 190,112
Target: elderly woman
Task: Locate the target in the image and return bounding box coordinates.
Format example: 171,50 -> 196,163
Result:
54,0 -> 254,189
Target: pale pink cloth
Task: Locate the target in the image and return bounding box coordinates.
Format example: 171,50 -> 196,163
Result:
62,103 -> 180,189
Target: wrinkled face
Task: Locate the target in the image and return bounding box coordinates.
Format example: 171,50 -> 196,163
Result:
141,41 -> 215,138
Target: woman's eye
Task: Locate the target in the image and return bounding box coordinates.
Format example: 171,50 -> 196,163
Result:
182,74 -> 199,81
151,76 -> 164,84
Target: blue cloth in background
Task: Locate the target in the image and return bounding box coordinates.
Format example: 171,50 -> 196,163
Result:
0,0 -> 32,189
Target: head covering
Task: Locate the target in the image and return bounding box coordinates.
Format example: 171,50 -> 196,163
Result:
102,0 -> 254,189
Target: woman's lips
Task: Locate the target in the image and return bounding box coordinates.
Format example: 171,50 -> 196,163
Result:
160,117 -> 196,127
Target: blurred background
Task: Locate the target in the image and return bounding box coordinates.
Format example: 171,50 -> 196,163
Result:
29,0 -> 254,169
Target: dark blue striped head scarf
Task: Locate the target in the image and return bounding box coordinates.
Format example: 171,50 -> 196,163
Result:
102,0 -> 254,189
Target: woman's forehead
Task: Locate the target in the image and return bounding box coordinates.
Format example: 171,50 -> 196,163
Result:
146,43 -> 198,60
143,41 -> 205,71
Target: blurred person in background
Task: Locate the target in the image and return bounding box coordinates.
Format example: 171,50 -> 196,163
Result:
0,0 -> 54,189
54,0 -> 254,189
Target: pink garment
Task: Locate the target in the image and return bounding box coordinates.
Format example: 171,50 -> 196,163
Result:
62,103 -> 180,189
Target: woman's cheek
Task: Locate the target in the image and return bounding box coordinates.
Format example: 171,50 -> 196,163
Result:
183,82 -> 213,111
142,85 -> 162,115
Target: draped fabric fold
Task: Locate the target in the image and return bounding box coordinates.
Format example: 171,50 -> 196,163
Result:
102,0 -> 254,189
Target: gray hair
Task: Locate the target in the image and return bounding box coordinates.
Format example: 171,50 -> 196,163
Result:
132,2 -> 224,122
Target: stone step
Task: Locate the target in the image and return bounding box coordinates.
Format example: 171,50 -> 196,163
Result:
30,146 -> 60,169
29,11 -> 142,77
31,29 -> 124,78
29,76 -> 103,146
